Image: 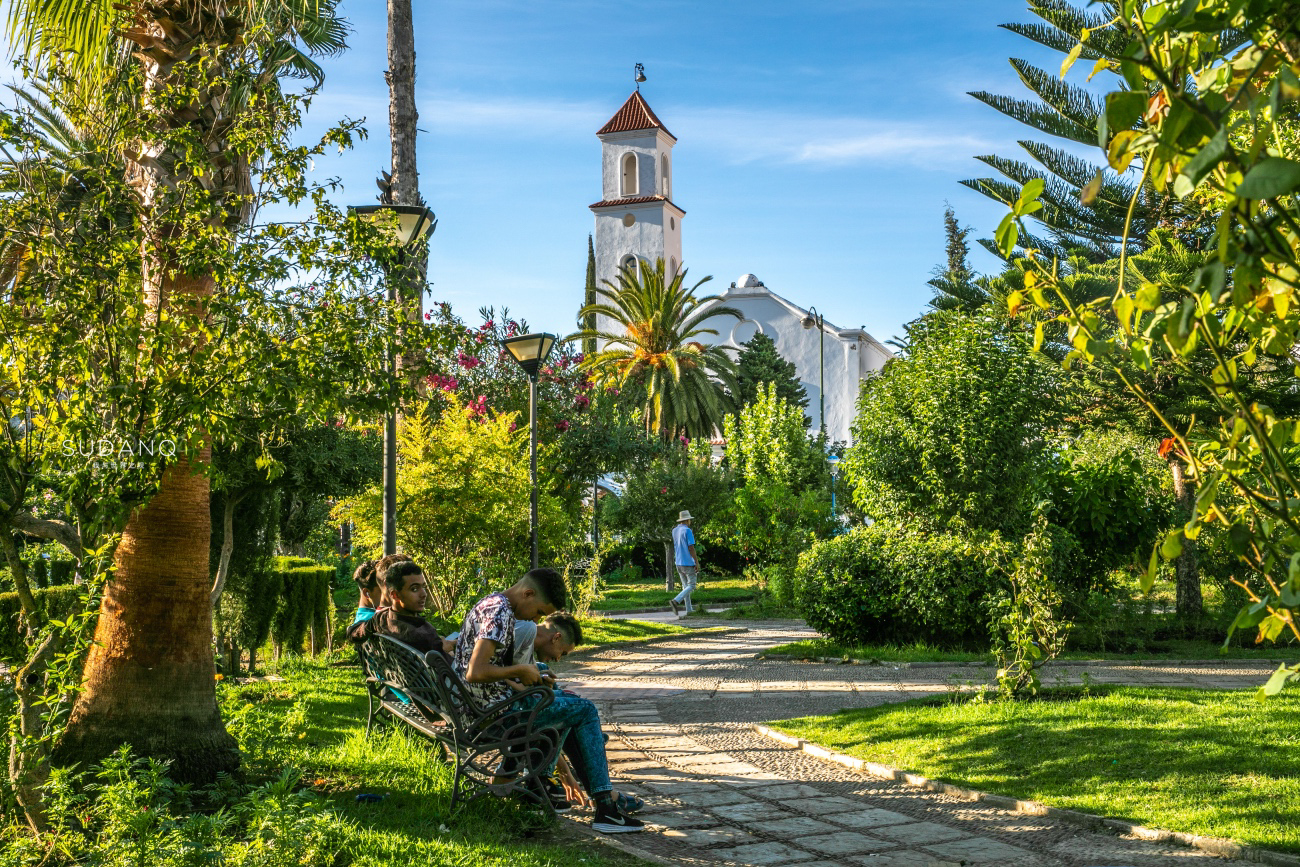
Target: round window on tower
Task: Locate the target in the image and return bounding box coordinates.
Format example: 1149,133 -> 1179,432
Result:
622,213 -> 636,227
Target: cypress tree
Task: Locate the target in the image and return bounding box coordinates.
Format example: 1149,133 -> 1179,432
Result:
582,235 -> 597,356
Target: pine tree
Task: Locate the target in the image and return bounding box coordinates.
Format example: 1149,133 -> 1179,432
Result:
961,0 -> 1225,263
582,235 -> 597,356
735,333 -> 809,423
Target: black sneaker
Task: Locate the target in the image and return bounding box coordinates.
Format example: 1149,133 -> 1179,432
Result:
592,800 -> 644,833
669,599 -> 680,616
543,776 -> 571,813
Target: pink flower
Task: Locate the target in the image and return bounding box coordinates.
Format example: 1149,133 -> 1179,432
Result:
509,422 -> 518,432
679,435 -> 689,445
424,312 -> 432,321
555,419 -> 570,432
660,487 -> 668,494
457,352 -> 482,369
574,394 -> 590,411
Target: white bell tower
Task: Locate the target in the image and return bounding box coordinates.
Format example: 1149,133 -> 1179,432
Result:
590,81 -> 684,336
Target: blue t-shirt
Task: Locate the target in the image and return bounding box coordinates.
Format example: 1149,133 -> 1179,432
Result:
672,523 -> 696,566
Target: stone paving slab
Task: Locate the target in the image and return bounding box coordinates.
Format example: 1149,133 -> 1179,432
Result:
551,622 -> 1274,867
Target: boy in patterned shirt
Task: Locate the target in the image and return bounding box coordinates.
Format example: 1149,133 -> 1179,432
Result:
453,568 -> 644,833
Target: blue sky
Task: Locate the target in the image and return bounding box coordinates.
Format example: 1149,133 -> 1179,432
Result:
22,1 -> 1071,345
289,0 -> 1077,345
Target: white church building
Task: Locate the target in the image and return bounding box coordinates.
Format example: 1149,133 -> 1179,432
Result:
589,90 -> 892,444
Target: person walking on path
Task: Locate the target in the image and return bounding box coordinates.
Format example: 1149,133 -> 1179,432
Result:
669,510 -> 699,617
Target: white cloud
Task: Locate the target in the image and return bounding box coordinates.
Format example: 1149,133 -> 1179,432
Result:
370,92 -> 997,170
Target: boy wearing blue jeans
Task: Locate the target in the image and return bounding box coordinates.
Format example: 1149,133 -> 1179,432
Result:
453,568 -> 644,833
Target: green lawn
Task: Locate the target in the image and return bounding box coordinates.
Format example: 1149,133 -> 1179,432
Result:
764,637 -> 1300,663
768,686 -> 1300,854
578,617 -> 690,646
591,571 -> 757,611
220,654 -> 644,867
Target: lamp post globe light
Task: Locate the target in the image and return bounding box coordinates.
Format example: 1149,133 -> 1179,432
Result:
347,202 -> 437,556
501,332 -> 557,569
801,306 -> 826,439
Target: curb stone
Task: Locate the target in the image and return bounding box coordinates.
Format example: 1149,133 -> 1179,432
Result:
750,723 -> 1300,867
758,653 -> 1298,669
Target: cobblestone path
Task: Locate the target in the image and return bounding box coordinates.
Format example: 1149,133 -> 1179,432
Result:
550,621 -> 1281,867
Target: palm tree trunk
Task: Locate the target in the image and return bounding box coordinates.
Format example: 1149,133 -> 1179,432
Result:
387,0 -> 427,381
54,445 -> 239,781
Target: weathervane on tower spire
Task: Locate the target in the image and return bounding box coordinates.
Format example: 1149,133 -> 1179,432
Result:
634,62 -> 646,91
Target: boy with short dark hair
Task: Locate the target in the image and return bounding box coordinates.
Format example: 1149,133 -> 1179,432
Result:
348,560 -> 444,656
453,569 -> 643,833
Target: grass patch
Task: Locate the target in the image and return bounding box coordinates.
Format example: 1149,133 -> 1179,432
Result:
591,571 -> 756,611
224,654 -> 644,867
767,686 -> 1300,854
578,617 -> 690,647
764,637 -> 1300,663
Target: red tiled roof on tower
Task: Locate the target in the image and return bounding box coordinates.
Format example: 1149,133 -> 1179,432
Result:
597,91 -> 676,141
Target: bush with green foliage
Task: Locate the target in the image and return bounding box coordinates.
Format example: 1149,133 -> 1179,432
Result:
0,748 -> 345,866
845,313 -> 1060,534
0,586 -> 81,663
603,441 -> 730,583
270,558 -> 333,658
793,523 -> 1010,648
1043,430 -> 1174,591
715,383 -> 832,570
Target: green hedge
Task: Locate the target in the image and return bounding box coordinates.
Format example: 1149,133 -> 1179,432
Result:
793,523 -> 1010,649
0,586 -> 82,663
270,557 -> 333,656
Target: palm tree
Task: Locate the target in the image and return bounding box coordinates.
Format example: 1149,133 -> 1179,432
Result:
6,0 -> 347,788
571,258 -> 741,440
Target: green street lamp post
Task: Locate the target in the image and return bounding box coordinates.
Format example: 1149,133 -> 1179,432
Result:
502,332 -> 557,569
828,454 -> 842,524
802,306 -> 826,438
348,203 -> 437,556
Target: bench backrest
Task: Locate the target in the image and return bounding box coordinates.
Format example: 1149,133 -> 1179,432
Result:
362,635 -> 475,730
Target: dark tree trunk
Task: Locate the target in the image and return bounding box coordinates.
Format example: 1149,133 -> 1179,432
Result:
54,453 -> 239,783
1168,456 -> 1203,622
663,540 -> 675,593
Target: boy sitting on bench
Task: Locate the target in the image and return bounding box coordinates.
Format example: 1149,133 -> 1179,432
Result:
453,569 -> 645,834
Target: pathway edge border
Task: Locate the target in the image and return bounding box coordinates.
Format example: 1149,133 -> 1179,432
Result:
758,653 -> 1296,669
749,723 -> 1300,867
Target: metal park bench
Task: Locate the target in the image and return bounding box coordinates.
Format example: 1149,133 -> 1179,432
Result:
359,634 -> 563,813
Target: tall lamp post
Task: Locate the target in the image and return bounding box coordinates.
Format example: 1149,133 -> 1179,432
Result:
502,332 -> 557,569
348,203 -> 437,556
801,306 -> 826,438
827,454 -> 842,528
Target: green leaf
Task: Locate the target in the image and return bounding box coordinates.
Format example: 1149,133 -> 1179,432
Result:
1235,157 -> 1300,200
1160,529 -> 1184,560
1177,127 -> 1228,194
1060,42 -> 1084,79
1142,543 -> 1159,593
1258,664 -> 1297,701
1032,321 -> 1045,352
1135,282 -> 1161,311
1258,613 -> 1286,643
1101,90 -> 1147,146
995,214 -> 1019,257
